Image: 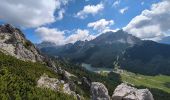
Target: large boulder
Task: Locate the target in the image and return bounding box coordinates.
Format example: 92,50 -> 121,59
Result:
112,83 -> 154,100
91,82 -> 110,100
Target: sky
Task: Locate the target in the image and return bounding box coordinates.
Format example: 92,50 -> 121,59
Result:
1,0 -> 170,45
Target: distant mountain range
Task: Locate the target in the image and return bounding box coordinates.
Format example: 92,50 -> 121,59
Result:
38,30 -> 170,75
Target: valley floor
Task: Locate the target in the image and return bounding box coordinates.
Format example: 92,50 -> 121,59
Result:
120,71 -> 170,93
81,63 -> 170,94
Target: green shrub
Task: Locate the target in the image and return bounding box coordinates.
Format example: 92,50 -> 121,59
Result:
0,52 -> 76,100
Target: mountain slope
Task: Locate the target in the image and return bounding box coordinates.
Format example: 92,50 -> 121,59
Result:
38,30 -> 170,75
39,30 -> 141,68
0,24 -> 84,99
120,40 -> 170,75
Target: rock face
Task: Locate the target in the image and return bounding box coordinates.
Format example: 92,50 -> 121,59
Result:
91,82 -> 110,100
37,74 -> 77,97
112,83 -> 154,100
37,74 -> 61,91
0,24 -> 44,62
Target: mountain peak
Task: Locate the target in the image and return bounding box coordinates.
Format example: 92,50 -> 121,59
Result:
92,30 -> 141,45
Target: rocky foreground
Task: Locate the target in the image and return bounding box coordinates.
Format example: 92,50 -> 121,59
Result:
91,82 -> 153,100
37,73 -> 154,100
91,82 -> 154,100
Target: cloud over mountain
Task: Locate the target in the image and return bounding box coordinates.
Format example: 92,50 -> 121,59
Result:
35,27 -> 95,45
88,19 -> 114,31
124,0 -> 170,40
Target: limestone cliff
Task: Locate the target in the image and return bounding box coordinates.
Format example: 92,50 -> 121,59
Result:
0,24 -> 44,62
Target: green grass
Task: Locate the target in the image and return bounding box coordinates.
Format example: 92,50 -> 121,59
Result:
120,71 -> 170,93
110,70 -> 170,100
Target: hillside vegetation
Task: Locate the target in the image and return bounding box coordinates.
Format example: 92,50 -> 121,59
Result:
0,51 -> 76,100
1,50 -> 170,100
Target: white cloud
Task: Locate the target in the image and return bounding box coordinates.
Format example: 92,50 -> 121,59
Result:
75,3 -> 104,19
88,19 -> 114,31
0,0 -> 70,28
119,7 -> 129,14
35,27 -> 96,45
112,0 -> 120,7
124,0 -> 170,40
56,9 -> 65,21
102,28 -> 120,33
65,29 -> 95,44
35,27 -> 65,45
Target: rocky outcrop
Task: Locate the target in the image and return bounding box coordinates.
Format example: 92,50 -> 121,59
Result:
0,24 -> 44,62
112,83 -> 154,100
91,82 -> 110,100
37,74 -> 79,99
90,82 -> 154,100
37,74 -> 62,91
63,83 -> 76,95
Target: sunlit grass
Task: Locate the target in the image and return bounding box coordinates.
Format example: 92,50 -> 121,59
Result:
120,71 -> 170,93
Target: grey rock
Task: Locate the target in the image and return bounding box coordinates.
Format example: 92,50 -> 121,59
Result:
63,83 -> 75,95
45,58 -> 57,68
37,74 -> 77,98
112,83 -> 154,100
0,24 -> 44,62
91,82 -> 110,100
37,74 -> 61,91
136,89 -> 154,100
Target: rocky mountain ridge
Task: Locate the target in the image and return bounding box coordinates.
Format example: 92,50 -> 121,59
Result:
0,24 -> 44,62
39,30 -> 141,68
38,29 -> 170,75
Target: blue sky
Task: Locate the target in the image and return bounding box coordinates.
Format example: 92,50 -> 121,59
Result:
1,0 -> 169,45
